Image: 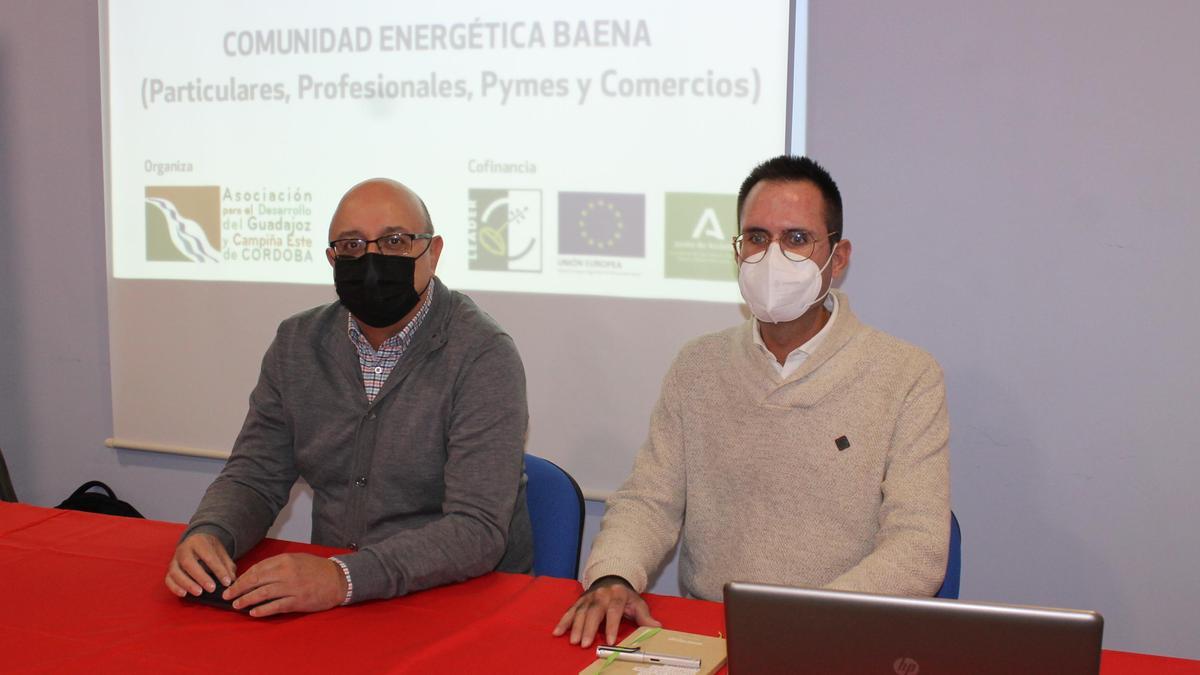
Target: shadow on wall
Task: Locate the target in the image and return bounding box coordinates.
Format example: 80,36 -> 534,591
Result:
267,481 -> 314,542
0,37 -> 33,501
114,448 -> 315,542
952,364 -> 1124,641
113,449 -> 227,521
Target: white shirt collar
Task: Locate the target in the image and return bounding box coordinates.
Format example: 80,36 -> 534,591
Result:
752,292 -> 839,380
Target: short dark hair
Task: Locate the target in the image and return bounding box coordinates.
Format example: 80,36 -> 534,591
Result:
737,155 -> 843,242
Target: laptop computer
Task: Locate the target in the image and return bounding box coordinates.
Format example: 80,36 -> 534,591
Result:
723,581 -> 1103,675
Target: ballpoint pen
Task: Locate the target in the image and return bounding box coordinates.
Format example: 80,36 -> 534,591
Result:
596,645 -> 701,670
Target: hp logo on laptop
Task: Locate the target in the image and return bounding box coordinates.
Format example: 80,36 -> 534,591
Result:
893,657 -> 920,674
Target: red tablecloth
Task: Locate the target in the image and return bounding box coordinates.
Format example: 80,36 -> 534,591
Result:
0,503 -> 1195,674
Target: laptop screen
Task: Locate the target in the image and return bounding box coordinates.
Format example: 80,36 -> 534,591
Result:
723,582 -> 1103,675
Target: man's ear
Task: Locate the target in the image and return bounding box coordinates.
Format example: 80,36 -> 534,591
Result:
427,235 -> 444,272
831,238 -> 852,278
326,247 -> 336,267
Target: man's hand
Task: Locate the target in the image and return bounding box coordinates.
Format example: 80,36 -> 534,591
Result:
166,532 -> 236,597
552,576 -> 661,648
222,553 -> 348,618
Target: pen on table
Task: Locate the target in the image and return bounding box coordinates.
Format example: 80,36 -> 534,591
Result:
596,645 -> 701,670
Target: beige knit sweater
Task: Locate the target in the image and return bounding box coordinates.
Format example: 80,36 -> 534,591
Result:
583,290 -> 950,600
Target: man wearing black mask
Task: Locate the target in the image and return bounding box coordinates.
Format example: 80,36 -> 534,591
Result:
165,179 -> 533,616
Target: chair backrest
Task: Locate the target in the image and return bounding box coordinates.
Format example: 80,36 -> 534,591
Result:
935,511 -> 962,599
524,454 -> 585,579
0,447 -> 17,502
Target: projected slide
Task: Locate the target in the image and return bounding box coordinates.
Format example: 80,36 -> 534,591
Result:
107,1 -> 802,302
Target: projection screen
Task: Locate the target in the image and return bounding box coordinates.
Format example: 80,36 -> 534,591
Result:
103,0 -> 806,495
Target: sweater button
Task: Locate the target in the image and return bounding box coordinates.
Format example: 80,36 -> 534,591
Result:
355,476 -> 367,487
348,542 -> 358,550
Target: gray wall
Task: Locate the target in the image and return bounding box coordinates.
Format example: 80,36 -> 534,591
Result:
1,0 -> 1197,659
806,1 -> 1200,658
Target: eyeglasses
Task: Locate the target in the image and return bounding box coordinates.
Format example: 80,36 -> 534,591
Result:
328,232 -> 434,258
733,229 -> 837,263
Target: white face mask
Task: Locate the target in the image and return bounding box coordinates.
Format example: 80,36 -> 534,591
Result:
737,241 -> 838,323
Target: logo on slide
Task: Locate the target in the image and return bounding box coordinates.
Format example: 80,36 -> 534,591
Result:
144,186 -> 221,262
467,189 -> 542,272
663,192 -> 737,281
558,192 -> 645,258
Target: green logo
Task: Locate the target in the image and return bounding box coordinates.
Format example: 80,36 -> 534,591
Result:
468,189 -> 542,271
664,193 -> 736,280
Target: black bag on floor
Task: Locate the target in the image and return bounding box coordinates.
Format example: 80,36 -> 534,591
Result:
56,481 -> 144,518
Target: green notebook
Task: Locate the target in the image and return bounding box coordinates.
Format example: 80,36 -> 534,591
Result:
579,627 -> 727,675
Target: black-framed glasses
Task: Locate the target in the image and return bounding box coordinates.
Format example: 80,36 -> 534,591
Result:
733,229 -> 837,263
328,232 -> 434,258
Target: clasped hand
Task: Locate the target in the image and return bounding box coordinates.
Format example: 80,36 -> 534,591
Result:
165,533 -> 348,617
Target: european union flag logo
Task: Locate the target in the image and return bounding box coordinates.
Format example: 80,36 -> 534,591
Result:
557,192 -> 645,257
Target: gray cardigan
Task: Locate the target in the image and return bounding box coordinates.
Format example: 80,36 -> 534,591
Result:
184,279 -> 533,601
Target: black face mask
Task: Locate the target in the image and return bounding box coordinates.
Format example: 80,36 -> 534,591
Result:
334,253 -> 423,328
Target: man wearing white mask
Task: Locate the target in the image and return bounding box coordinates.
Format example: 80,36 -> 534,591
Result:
553,155 -> 950,648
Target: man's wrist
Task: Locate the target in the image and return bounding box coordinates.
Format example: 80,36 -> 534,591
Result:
588,575 -> 633,592
329,556 -> 353,606
181,524 -> 235,555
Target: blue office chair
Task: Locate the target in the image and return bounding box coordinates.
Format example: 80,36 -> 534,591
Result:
524,454 -> 585,579
0,447 -> 17,502
935,511 -> 962,599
